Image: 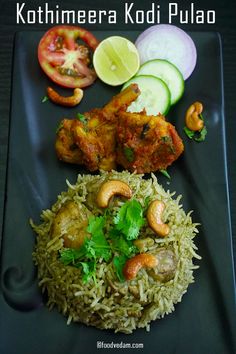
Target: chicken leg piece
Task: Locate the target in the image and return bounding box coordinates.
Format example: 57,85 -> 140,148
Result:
116,111 -> 184,173
55,84 -> 140,171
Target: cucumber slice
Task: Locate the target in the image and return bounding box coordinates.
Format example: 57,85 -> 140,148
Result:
137,59 -> 184,105
122,75 -> 171,116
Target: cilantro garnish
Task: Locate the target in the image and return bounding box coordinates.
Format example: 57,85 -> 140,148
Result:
113,199 -> 145,240
59,215 -> 111,283
59,247 -> 86,266
56,121 -> 64,134
113,255 -> 127,282
144,196 -> 151,212
124,147 -> 134,162
194,126 -> 208,142
86,215 -> 112,262
41,95 -> 49,103
183,126 -> 195,139
161,136 -> 171,143
184,114 -> 207,142
77,113 -> 87,124
160,169 -> 171,179
79,261 -> 96,284
60,199 -> 145,283
109,232 -> 137,258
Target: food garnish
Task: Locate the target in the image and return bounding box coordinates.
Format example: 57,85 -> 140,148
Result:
113,199 -> 146,241
135,24 -> 197,80
47,87 -> 83,107
160,169 -> 171,179
113,255 -> 127,282
76,113 -> 87,124
146,200 -> 170,237
41,95 -> 49,103
96,180 -> 132,208
122,75 -> 171,115
123,147 -> 134,162
38,25 -> 99,88
184,101 -> 207,142
59,215 -> 112,283
123,253 -> 158,281
137,59 -> 184,105
59,197 -> 145,283
93,36 -> 140,86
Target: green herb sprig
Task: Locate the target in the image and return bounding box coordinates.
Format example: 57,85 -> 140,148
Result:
41,95 -> 49,103
59,199 -> 145,283
160,169 -> 171,179
184,114 -> 207,142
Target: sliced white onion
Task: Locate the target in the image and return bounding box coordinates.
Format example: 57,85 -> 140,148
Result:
135,24 -> 197,80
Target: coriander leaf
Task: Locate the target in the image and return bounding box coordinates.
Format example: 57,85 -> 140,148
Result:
80,261 -> 96,283
87,215 -> 105,236
113,199 -> 145,240
184,113 -> 207,143
41,95 -> 49,103
124,147 -> 134,162
160,169 -> 171,179
86,215 -> 112,261
199,113 -> 204,121
77,113 -> 87,124
110,235 -> 137,257
59,247 -> 87,265
194,126 -> 207,142
56,121 -> 64,134
113,255 -> 127,282
161,136 -> 171,143
144,196 -> 151,212
183,126 -> 194,139
84,239 -> 97,259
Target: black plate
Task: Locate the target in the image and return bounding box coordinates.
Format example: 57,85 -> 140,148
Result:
0,31 -> 236,354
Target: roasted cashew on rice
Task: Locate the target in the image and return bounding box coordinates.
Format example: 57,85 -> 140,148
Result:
146,200 -> 170,237
185,101 -> 204,131
123,253 -> 158,281
96,180 -> 132,208
47,87 -> 83,107
123,249 -> 177,282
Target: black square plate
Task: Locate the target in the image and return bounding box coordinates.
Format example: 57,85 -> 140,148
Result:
0,31 -> 235,354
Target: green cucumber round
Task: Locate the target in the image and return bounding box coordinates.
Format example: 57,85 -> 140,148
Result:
137,59 -> 184,105
122,75 -> 171,116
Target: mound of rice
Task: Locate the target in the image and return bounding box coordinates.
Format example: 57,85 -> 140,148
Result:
31,171 -> 200,333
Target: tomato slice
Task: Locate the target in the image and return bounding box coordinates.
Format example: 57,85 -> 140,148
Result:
38,25 -> 99,88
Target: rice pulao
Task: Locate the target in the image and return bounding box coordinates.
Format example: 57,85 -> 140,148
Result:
31,170 -> 200,333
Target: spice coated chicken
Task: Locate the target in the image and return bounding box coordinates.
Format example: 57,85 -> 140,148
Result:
55,84 -> 184,173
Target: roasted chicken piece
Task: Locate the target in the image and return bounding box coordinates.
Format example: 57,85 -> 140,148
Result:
116,111 -> 184,173
72,109 -> 117,171
55,84 -> 184,173
55,84 -> 140,171
51,201 -> 92,249
56,119 -> 83,164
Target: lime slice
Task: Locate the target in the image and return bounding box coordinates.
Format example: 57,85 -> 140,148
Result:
93,36 -> 140,86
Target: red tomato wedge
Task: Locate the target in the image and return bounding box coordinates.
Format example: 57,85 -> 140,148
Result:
38,25 -> 99,88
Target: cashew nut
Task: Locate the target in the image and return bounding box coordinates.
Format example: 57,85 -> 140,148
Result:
96,180 -> 132,208
47,87 -> 83,107
185,101 -> 204,131
146,200 -> 170,237
123,253 -> 158,281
